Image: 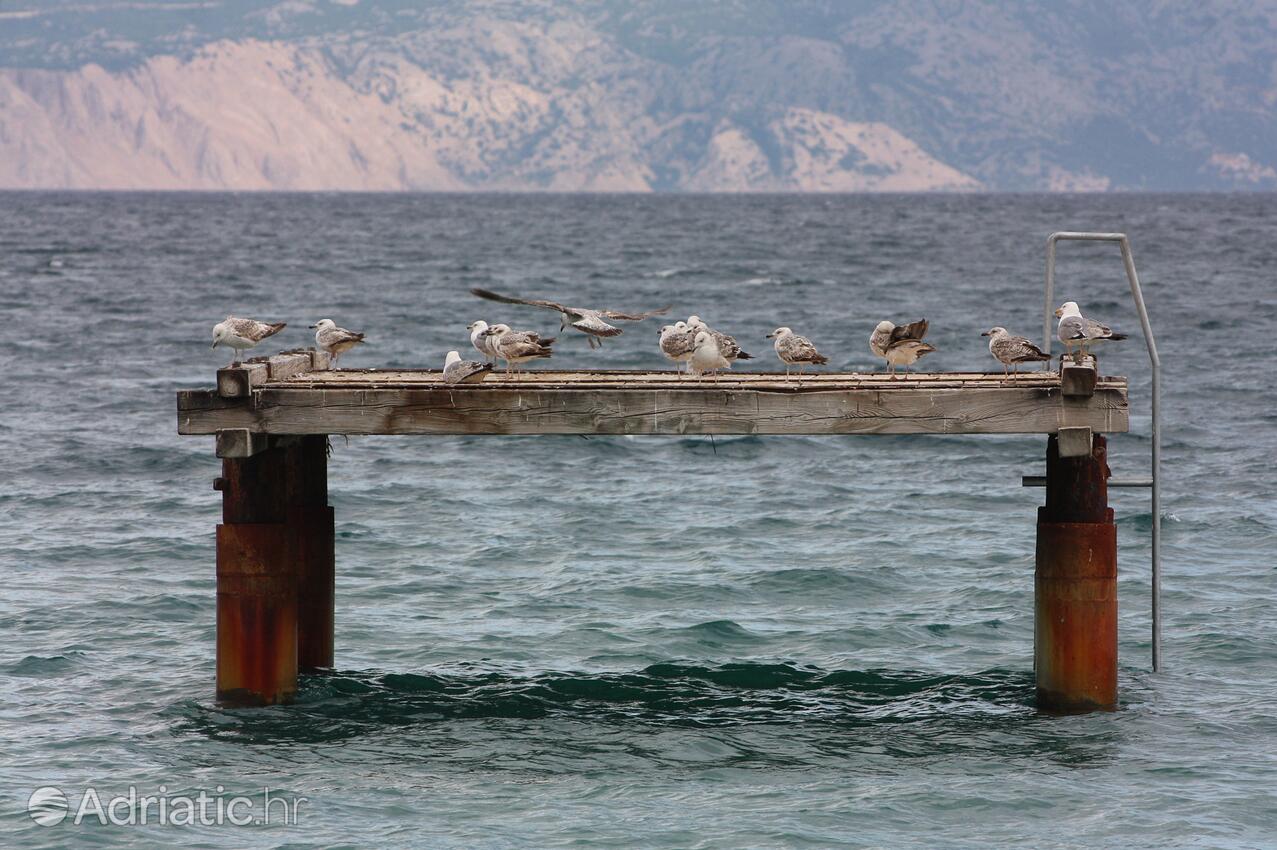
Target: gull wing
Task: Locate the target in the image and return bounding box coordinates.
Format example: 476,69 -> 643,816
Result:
1058,316 -> 1088,340
783,334 -> 827,364
444,360 -> 492,384
890,318 -> 928,343
1083,317 -> 1125,340
318,327 -> 365,347
470,287 -> 573,315
571,314 -> 623,337
227,317 -> 287,341
995,336 -> 1050,363
598,305 -> 673,321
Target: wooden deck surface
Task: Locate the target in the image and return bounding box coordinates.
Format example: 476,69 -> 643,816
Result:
178,358 -> 1128,438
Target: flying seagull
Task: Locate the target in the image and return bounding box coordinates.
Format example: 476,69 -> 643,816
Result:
212,316 -> 287,366
1055,301 -> 1127,361
982,326 -> 1050,382
308,318 -> 365,369
470,287 -> 671,348
766,326 -> 829,381
443,350 -> 492,384
485,323 -> 555,373
870,318 -> 934,376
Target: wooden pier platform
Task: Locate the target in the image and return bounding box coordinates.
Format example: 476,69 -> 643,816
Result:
176,349 -> 1128,712
178,351 -> 1127,443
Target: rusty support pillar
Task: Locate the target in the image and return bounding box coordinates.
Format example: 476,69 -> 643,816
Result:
215,436 -> 333,706
293,436 -> 334,672
1035,434 -> 1118,712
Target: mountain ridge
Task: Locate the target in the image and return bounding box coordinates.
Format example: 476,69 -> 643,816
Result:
2,1 -> 1274,191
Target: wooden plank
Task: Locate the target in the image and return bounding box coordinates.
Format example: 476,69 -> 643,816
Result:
177,382 -> 1128,437
266,351 -> 318,382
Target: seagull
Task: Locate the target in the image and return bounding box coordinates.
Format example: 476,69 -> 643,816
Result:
870,319 -> 934,376
686,315 -> 752,363
982,327 -> 1050,382
308,318 -> 365,369
688,330 -> 731,380
658,321 -> 696,373
467,320 -> 498,363
766,327 -> 829,381
442,350 -> 492,384
470,287 -> 671,349
1055,301 -> 1127,362
485,323 -> 554,373
211,316 -> 287,366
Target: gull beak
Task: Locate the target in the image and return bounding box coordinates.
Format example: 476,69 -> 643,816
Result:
981,330 -> 991,336
211,342 -> 217,349
308,324 -> 317,329
1053,308 -> 1063,318
765,332 -> 775,338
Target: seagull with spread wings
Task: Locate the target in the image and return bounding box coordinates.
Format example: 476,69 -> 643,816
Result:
470,287 -> 671,349
869,318 -> 935,376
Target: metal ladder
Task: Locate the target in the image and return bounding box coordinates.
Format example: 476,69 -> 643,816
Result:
1026,232 -> 1163,672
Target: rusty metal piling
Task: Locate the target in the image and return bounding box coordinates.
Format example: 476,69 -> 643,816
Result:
214,435 -> 332,706
1035,433 -> 1118,712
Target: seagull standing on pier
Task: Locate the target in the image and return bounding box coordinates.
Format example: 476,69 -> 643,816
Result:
766,327 -> 829,381
442,350 -> 492,384
309,318 -> 365,369
211,316 -> 287,366
870,318 -> 935,376
658,321 -> 696,373
470,287 -> 671,349
686,315 -> 753,363
1055,301 -> 1127,361
982,327 -> 1050,382
467,320 -> 498,363
688,330 -> 731,380
484,324 -> 555,373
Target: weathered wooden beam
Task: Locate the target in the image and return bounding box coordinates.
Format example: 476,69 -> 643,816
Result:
217,363 -> 269,398
215,428 -> 272,458
1061,357 -> 1098,398
177,379 -> 1128,437
216,348 -> 328,398
266,351 -> 320,382
1056,425 -> 1094,458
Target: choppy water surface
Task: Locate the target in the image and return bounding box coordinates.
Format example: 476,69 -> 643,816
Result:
1,193 -> 1275,847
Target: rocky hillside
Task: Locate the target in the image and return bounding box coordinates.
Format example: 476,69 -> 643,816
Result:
1,0 -> 1274,191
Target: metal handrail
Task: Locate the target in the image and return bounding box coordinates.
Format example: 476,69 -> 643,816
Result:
1043,232 -> 1162,672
